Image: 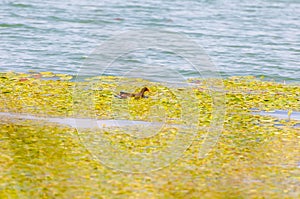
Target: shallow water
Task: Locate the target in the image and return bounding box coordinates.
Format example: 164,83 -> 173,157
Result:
253,110 -> 300,121
1,109 -> 299,131
0,112 -> 200,139
0,112 -> 162,129
0,0 -> 299,82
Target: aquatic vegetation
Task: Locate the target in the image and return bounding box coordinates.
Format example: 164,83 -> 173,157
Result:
0,72 -> 299,198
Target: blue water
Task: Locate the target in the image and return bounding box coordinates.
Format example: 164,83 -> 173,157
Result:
0,0 -> 299,82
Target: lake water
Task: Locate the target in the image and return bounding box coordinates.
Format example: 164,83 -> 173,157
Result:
0,0 -> 299,83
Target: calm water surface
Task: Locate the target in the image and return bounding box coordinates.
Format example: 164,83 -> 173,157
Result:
0,0 -> 299,82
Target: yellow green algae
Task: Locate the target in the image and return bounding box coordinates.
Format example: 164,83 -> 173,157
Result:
0,72 -> 299,198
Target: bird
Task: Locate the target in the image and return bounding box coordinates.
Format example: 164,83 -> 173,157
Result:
115,87 -> 150,99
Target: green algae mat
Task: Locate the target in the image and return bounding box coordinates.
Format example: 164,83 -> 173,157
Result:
0,72 -> 299,198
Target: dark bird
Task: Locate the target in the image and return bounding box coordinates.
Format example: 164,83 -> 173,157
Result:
115,87 -> 150,99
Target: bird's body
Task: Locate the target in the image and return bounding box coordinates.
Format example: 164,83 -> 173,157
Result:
115,87 -> 149,99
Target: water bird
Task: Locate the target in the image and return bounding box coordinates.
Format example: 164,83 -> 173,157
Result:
115,87 -> 150,99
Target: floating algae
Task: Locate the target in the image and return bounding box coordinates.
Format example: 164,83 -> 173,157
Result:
0,72 -> 299,198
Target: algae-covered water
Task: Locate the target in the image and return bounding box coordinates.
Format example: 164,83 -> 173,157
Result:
0,72 -> 299,198
1,0 -> 299,197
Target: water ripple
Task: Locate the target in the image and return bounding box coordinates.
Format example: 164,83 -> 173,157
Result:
0,0 -> 299,83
